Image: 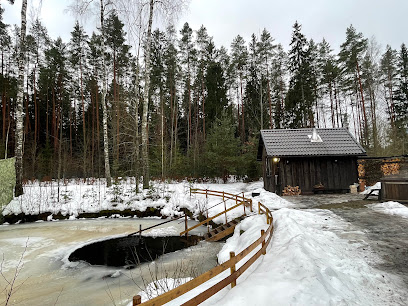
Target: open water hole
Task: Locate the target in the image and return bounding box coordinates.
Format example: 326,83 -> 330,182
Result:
68,234 -> 202,268
0,218 -> 221,305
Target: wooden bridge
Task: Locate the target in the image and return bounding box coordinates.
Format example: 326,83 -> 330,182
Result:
180,189 -> 254,242
133,188 -> 273,306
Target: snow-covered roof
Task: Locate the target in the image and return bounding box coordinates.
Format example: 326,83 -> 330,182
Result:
257,128 -> 366,159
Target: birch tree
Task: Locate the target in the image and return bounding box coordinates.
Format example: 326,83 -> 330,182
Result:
69,0 -> 112,186
130,0 -> 189,189
14,0 -> 27,197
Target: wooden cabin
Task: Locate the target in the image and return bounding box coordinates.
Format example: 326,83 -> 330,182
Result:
257,128 -> 366,195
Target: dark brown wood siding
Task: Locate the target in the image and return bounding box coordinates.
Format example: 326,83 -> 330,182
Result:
263,156 -> 359,194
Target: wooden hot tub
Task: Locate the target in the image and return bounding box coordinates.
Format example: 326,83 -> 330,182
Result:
381,177 -> 408,203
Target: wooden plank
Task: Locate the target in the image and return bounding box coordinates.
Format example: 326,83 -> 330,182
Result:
304,159 -> 310,192
182,229 -> 273,306
180,201 -> 243,236
140,223 -> 273,306
206,224 -> 236,241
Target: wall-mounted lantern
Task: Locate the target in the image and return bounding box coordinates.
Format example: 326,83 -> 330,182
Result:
273,157 -> 280,163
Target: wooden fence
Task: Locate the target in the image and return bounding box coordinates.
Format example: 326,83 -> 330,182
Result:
180,189 -> 253,237
133,189 -> 273,306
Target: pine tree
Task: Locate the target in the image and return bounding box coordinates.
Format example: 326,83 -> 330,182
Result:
179,22 -> 195,154
394,43 -> 408,154
380,45 -> 398,127
318,38 -> 340,128
105,11 -> 130,172
257,28 -> 276,128
361,38 -> 381,154
230,35 -> 248,141
69,21 -> 89,176
338,25 -> 368,146
271,44 -> 287,129
395,44 -> 408,125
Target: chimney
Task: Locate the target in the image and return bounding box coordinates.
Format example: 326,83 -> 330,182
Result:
309,128 -> 323,143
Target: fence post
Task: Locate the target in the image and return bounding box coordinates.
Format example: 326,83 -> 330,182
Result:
133,295 -> 141,305
224,200 -> 227,223
184,210 -> 188,238
206,206 -> 209,233
258,202 -> 261,214
139,224 -> 142,240
230,251 -> 236,288
250,199 -> 253,212
261,230 -> 266,255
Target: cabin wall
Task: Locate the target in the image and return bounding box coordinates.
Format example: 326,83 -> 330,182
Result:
262,149 -> 275,192
278,157 -> 359,194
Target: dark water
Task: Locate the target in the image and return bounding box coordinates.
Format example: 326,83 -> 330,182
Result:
68,235 -> 201,267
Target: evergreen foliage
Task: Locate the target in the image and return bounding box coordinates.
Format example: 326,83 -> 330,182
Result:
0,6 -> 407,183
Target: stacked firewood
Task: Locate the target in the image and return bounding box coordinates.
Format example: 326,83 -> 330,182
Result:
282,185 -> 301,196
358,163 -> 365,178
381,162 -> 400,176
381,159 -> 401,176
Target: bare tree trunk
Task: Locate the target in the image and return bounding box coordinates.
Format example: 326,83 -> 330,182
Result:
15,0 -> 28,197
161,89 -> 164,180
141,0 -> 154,189
100,0 -> 112,187
187,66 -> 191,152
356,61 -> 368,146
201,78 -> 206,140
170,86 -> 174,168
240,74 -> 244,141
267,80 -> 273,129
334,80 -> 342,127
80,59 -> 87,178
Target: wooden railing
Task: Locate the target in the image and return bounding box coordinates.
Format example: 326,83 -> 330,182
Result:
133,190 -> 273,306
180,189 -> 253,237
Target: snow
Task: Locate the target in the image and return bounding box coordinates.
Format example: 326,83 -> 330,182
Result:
1,179 -> 407,305
361,182 -> 381,195
366,201 -> 408,219
2,179 -> 294,221
136,209 -> 406,305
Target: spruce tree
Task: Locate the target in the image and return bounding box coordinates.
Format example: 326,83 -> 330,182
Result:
205,112 -> 240,182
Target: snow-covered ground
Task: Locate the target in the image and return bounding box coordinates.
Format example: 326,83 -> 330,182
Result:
361,182 -> 381,195
366,201 -> 408,219
1,179 -> 407,305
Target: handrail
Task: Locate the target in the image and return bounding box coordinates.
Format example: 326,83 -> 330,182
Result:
180,189 -> 253,237
133,190 -> 274,306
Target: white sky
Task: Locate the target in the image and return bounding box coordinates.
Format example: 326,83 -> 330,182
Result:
2,0 -> 408,53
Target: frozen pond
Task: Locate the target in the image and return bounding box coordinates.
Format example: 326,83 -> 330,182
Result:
0,218 -> 222,305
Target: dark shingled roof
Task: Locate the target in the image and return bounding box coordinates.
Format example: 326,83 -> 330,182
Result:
257,128 -> 366,159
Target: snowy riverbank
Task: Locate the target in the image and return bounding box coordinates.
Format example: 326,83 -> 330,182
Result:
1,179 -> 407,305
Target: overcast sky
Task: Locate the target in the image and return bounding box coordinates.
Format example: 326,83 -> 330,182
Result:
2,0 -> 408,53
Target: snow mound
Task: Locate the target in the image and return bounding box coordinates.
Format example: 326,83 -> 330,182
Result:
249,188 -> 295,210
366,201 -> 408,218
208,208 -> 404,305
361,182 -> 381,195
136,277 -> 193,303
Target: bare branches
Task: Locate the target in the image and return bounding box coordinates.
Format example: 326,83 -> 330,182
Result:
0,238 -> 29,306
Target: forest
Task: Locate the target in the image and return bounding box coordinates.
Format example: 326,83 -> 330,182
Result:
1,1 -> 407,189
